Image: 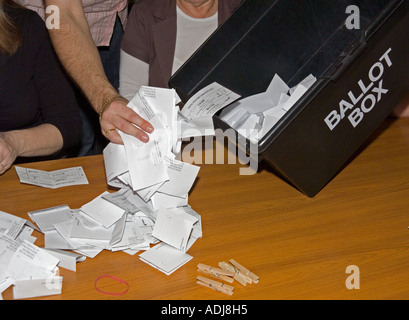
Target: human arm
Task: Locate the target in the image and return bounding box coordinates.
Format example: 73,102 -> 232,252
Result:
0,7 -> 80,175
0,125 -> 63,175
119,49 -> 150,101
44,0 -> 153,144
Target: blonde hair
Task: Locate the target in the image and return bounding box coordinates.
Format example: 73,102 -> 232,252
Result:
0,0 -> 22,55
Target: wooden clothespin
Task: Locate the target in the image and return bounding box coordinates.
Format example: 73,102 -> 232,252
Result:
218,261 -> 251,286
197,263 -> 235,283
196,275 -> 234,296
229,259 -> 259,284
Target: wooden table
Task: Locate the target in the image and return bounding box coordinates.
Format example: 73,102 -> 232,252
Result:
1,118 -> 409,300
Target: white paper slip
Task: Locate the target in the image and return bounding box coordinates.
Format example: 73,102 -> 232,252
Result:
289,73 -> 317,94
15,166 -> 89,189
152,206 -> 198,252
139,243 -> 193,276
102,189 -> 155,217
129,215 -> 156,244
80,192 -> 126,228
281,84 -> 308,112
151,192 -> 188,209
70,211 -> 115,241
44,230 -> 73,250
109,220 -> 149,252
220,73 -> 317,143
0,277 -> 14,298
183,206 -> 202,240
52,220 -> 103,258
135,181 -> 164,204
222,92 -> 275,118
257,107 -> 287,140
52,220 -> 80,249
13,276 -> 63,299
0,235 -> 21,277
265,73 -> 291,103
6,240 -> 60,281
0,210 -> 38,239
181,82 -> 241,120
28,205 -> 73,233
16,225 -> 36,244
158,156 -> 200,198
137,86 -> 178,138
102,189 -> 140,214
119,127 -> 169,192
103,142 -> 129,188
178,112 -> 216,139
45,249 -> 86,272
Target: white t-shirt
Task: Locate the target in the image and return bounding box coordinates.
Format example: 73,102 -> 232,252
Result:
172,6 -> 218,74
119,6 -> 218,100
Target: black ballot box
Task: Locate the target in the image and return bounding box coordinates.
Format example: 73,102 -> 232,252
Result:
169,0 -> 409,197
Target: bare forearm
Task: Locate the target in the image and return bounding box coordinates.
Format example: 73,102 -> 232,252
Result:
1,124 -> 63,157
45,0 -> 117,112
43,0 -> 154,145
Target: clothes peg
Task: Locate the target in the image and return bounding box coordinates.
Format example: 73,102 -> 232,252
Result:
196,275 -> 234,296
197,268 -> 235,283
229,259 -> 259,284
218,261 -> 251,286
197,263 -> 235,277
197,280 -> 234,296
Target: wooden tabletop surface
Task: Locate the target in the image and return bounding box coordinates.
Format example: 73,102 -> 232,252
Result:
1,118 -> 409,300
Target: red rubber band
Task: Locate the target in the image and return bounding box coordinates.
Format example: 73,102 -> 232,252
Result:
94,275 -> 129,296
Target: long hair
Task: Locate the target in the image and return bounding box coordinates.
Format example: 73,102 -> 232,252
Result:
0,0 -> 22,55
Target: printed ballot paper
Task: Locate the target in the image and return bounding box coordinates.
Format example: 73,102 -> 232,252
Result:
180,82 -> 241,120
7,240 -> 60,281
0,210 -> 38,239
0,209 -> 90,299
152,207 -> 199,253
139,242 -> 193,276
0,234 -> 63,299
178,82 -> 241,138
80,192 -> 126,229
15,166 -> 89,189
28,205 -> 73,233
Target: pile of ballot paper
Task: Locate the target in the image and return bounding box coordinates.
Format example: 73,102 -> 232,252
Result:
220,74 -> 316,143
0,85 -> 242,299
101,86 -> 214,272
1,77 -> 318,299
0,209 -> 87,299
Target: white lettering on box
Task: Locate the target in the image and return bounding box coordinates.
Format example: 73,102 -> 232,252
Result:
324,48 -> 392,131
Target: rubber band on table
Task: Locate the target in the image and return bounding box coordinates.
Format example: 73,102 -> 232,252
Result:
94,275 -> 129,296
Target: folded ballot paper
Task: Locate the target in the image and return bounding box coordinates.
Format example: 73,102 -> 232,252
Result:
0,210 -> 72,300
0,85 -> 239,299
14,166 -> 89,189
220,74 -> 316,143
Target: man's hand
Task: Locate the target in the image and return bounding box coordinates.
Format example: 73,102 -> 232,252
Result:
100,99 -> 154,144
